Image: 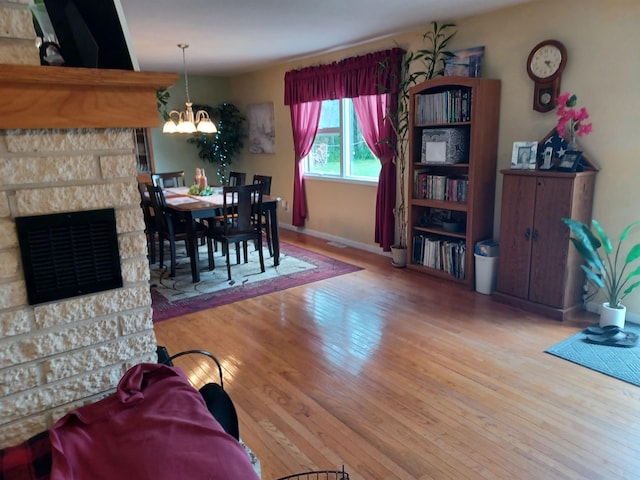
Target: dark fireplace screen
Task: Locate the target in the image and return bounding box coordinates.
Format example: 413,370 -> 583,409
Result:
15,208 -> 123,305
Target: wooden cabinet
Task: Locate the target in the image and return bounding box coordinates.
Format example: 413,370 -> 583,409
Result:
407,77 -> 501,288
493,169 -> 597,320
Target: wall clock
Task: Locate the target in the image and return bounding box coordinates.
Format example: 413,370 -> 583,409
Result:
526,40 -> 567,112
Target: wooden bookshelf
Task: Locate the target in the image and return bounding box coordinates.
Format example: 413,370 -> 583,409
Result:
407,76 -> 501,288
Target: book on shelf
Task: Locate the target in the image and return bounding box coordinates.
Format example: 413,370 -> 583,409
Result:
411,234 -> 466,279
415,88 -> 472,124
413,172 -> 468,202
446,175 -> 469,203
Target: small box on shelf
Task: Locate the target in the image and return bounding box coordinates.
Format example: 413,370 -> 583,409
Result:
420,128 -> 469,164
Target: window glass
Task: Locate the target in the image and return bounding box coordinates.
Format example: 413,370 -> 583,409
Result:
304,99 -> 380,181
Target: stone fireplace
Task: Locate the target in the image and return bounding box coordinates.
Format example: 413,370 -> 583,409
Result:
0,0 -> 177,448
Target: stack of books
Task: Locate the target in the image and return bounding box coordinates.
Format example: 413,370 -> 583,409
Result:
415,88 -> 472,124
414,172 -> 468,202
412,234 -> 466,279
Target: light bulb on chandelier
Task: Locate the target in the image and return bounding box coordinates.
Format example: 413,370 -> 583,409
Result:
162,44 -> 217,134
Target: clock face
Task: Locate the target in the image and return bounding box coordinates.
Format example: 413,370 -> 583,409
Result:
530,44 -> 563,79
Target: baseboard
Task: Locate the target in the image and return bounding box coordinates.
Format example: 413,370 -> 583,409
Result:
278,223 -> 390,257
585,301 -> 639,323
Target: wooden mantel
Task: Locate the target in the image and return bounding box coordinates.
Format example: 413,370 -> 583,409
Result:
0,64 -> 178,130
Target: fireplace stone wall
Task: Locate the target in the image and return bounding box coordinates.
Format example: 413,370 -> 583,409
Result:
0,0 -> 166,448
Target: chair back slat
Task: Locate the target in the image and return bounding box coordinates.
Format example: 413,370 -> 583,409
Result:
152,171 -> 186,188
252,174 -> 272,195
228,171 -> 246,187
146,183 -> 175,237
137,182 -> 155,228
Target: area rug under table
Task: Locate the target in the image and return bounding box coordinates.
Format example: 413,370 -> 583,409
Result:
545,322 -> 640,387
150,241 -> 361,323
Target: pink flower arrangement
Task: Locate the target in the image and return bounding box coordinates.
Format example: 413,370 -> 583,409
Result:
556,92 -> 592,144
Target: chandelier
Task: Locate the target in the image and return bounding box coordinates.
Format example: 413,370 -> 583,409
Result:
162,44 -> 217,134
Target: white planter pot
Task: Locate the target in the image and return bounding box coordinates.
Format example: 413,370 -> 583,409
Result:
391,246 -> 407,268
599,302 -> 626,329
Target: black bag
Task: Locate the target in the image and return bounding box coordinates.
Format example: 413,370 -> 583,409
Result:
156,347 -> 240,440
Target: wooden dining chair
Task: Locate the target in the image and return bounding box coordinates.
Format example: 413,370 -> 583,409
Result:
151,171 -> 186,189
228,171 -> 246,186
137,182 -> 158,265
252,174 -> 273,256
206,184 -> 265,281
146,183 -> 210,278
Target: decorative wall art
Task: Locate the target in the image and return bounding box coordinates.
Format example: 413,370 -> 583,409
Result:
248,102 -> 275,154
444,46 -> 485,78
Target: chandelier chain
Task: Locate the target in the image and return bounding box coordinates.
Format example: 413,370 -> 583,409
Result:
162,43 -> 216,134
180,44 -> 192,104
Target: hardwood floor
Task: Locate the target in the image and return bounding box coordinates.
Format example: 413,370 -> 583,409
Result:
153,230 -> 640,480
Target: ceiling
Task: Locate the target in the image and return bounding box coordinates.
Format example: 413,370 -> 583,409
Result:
119,0 -> 532,77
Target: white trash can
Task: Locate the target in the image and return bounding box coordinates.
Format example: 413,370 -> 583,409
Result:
474,253 -> 498,295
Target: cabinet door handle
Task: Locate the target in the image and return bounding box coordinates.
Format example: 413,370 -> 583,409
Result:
532,229 -> 539,241
524,228 -> 531,241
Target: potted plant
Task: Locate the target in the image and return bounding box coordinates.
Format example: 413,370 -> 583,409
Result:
382,22 -> 457,267
187,103 -> 246,185
562,217 -> 640,327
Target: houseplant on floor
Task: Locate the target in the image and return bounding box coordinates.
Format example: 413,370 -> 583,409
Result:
563,218 -> 640,328
384,22 -> 457,267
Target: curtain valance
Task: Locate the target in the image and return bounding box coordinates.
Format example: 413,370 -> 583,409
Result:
284,47 -> 405,105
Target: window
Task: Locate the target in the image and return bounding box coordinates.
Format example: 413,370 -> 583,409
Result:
304,99 -> 380,181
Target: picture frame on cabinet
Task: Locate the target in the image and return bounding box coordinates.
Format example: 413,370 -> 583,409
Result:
539,145 -> 555,170
510,141 -> 538,170
557,150 -> 583,172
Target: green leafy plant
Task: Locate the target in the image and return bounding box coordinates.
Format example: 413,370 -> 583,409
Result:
156,89 -> 171,121
562,218 -> 640,308
379,21 -> 457,249
187,103 -> 246,185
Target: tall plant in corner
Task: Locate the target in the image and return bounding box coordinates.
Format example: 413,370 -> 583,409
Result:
380,22 -> 457,258
187,103 -> 246,185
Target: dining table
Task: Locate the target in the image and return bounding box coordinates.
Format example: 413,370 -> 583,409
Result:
162,187 -> 280,283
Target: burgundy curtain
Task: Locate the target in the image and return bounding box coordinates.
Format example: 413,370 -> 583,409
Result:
353,94 -> 397,251
289,101 -> 322,226
284,47 -> 404,247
